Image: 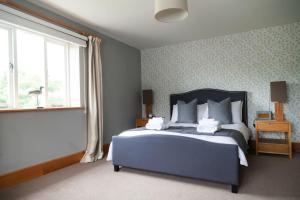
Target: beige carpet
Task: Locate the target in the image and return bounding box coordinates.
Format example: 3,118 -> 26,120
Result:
0,154 -> 300,200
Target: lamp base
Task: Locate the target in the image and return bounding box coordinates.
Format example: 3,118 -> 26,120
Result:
274,102 -> 284,121
145,104 -> 152,118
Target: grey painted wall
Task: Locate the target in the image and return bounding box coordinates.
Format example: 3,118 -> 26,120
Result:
0,1 -> 141,174
0,111 -> 86,174
142,22 -> 300,142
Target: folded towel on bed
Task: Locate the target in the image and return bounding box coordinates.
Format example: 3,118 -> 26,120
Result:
146,123 -> 169,130
148,117 -> 164,125
197,118 -> 220,134
146,117 -> 169,130
198,118 -> 220,127
196,125 -> 220,134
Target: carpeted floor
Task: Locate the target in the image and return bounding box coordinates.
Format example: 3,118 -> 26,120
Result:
0,154 -> 300,200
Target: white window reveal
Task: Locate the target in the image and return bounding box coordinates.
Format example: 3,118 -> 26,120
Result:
0,21 -> 81,109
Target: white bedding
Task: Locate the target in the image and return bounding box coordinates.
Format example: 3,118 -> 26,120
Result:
107,123 -> 250,166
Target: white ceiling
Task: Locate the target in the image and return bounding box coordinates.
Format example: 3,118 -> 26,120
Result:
27,0 -> 300,49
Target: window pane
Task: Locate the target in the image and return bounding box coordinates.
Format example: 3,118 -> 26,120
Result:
69,45 -> 80,107
47,41 -> 66,107
0,27 -> 10,108
16,29 -> 45,108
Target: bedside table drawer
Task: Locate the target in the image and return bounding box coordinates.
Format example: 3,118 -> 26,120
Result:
256,122 -> 289,132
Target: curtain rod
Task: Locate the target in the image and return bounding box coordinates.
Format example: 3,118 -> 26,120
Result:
0,0 -> 100,40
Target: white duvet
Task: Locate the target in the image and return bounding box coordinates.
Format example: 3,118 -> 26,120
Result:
107,123 -> 250,166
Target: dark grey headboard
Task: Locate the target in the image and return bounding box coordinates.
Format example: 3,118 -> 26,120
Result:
170,88 -> 248,126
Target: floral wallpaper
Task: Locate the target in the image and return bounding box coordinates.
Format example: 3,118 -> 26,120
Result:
141,22 -> 300,141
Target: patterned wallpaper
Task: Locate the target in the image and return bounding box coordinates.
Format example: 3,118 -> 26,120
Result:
141,22 -> 300,141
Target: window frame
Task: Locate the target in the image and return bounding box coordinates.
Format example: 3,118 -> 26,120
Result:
0,21 -> 81,109
0,23 -> 14,108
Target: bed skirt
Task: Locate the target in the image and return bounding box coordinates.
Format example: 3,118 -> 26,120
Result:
112,134 -> 240,193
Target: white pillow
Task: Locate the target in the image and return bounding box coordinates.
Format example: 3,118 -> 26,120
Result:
231,101 -> 243,124
197,103 -> 208,121
170,105 -> 178,122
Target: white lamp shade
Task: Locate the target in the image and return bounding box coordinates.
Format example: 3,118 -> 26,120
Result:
155,0 -> 188,22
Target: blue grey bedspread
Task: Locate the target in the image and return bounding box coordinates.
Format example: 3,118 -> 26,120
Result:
132,126 -> 248,154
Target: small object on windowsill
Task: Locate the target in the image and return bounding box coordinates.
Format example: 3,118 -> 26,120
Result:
28,86 -> 44,108
51,104 -> 64,108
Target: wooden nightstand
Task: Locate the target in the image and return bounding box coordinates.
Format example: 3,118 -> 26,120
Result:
136,118 -> 148,127
255,120 -> 292,159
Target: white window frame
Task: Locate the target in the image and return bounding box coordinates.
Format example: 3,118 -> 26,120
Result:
0,23 -> 14,108
0,20 -> 80,109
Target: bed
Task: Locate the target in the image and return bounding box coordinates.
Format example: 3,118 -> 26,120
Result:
109,88 -> 249,193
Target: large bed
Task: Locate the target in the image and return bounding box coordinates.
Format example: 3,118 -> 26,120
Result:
108,88 -> 249,193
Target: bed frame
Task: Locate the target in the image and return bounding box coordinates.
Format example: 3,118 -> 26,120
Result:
112,88 -> 247,193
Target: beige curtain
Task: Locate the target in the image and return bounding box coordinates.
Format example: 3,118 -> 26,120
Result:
81,36 -> 103,163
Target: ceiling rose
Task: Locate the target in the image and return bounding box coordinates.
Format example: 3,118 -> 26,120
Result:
155,0 -> 188,23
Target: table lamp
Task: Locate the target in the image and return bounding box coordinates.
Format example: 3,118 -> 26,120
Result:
270,81 -> 287,121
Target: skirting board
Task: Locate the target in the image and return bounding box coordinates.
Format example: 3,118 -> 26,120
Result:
0,151 -> 84,188
103,143 -> 110,156
293,143 -> 300,152
248,140 -> 300,153
0,144 -> 110,189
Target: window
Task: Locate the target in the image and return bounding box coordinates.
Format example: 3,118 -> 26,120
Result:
0,22 -> 81,109
46,41 -> 67,107
0,25 -> 10,108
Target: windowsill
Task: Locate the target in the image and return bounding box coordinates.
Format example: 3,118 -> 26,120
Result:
0,107 -> 85,113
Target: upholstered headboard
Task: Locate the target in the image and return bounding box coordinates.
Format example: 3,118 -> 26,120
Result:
170,88 -> 248,126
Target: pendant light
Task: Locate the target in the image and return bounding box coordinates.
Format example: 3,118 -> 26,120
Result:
155,0 -> 188,23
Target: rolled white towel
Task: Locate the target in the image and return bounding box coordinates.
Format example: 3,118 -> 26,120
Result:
198,118 -> 220,127
197,125 -> 220,134
146,122 -> 169,130
148,117 -> 165,125
146,117 -> 169,130
150,117 -> 164,123
145,123 -> 169,130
